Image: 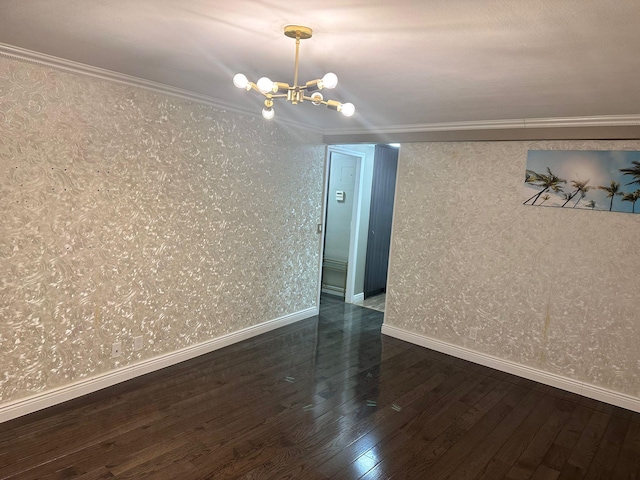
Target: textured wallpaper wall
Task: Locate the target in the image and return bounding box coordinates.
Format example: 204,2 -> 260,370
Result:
0,56 -> 325,404
387,141 -> 640,398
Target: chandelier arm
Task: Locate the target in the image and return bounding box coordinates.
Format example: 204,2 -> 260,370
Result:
271,94 -> 288,99
247,83 -> 266,96
257,88 -> 274,100
302,95 -> 334,106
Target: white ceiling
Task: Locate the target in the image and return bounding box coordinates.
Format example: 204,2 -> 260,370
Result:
1,0 -> 639,134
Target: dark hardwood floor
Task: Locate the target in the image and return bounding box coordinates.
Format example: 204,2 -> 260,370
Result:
1,295 -> 639,479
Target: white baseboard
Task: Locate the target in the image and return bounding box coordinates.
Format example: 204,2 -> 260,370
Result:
1,307 -> 318,424
351,293 -> 365,303
381,324 -> 640,413
321,287 -> 344,296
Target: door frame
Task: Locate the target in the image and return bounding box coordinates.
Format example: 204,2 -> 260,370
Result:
317,146 -> 366,306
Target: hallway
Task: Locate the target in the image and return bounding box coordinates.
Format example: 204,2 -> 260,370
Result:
354,293 -> 386,313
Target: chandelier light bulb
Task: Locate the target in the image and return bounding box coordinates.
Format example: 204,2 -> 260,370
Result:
257,77 -> 274,94
233,73 -> 249,89
340,102 -> 355,117
310,92 -> 324,105
322,72 -> 338,89
262,107 -> 275,120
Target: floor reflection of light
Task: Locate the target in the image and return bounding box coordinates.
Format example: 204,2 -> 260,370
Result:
353,449 -> 379,476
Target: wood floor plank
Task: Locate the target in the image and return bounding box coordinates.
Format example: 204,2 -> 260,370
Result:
583,414 -> 629,479
503,397 -> 578,480
541,404 -> 595,472
397,384 -> 532,479
1,294 -> 638,479
317,371 -> 489,478
475,458 -> 513,480
610,421 -> 640,479
530,464 -> 561,480
448,390 -> 551,480
364,380 -> 522,479
193,349 -> 454,478
557,410 -> 611,478
290,369 -> 480,478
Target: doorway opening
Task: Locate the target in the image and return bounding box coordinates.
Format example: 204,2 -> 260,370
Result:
318,144 -> 399,313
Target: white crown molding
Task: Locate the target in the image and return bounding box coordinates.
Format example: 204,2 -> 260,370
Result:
327,119 -> 526,136
522,115 -> 640,128
0,43 -> 322,134
323,115 -> 640,137
3,43 -> 639,138
0,306 -> 318,424
381,324 -> 640,413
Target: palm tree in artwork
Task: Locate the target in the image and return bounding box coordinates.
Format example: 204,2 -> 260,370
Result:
523,167 -> 566,205
525,170 -> 538,184
572,185 -> 593,208
597,181 -> 623,211
585,200 -> 596,209
540,194 -> 551,205
561,179 -> 591,207
621,190 -> 640,213
620,161 -> 640,187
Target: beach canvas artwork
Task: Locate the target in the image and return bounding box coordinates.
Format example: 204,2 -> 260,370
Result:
524,150 -> 640,213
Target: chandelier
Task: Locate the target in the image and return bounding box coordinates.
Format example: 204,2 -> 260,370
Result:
233,25 -> 355,120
